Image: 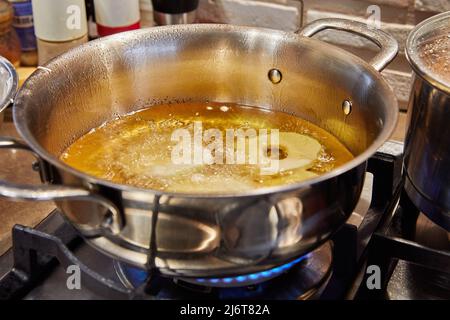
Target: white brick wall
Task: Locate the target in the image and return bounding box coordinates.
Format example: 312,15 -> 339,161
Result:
197,0 -> 301,31
368,0 -> 411,8
382,69 -> 414,104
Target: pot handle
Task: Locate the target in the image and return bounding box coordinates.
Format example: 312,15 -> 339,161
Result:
0,136 -> 123,235
297,18 -> 398,71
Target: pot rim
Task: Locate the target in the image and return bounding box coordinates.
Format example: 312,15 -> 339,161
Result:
13,24 -> 398,199
405,11 -> 450,95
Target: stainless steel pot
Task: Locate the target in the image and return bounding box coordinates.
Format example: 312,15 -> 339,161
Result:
0,20 -> 398,278
0,56 -> 17,130
404,12 -> 450,231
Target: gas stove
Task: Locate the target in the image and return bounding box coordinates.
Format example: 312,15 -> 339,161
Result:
0,141 -> 448,300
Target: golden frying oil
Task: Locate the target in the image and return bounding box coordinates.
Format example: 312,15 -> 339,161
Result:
60,102 -> 354,193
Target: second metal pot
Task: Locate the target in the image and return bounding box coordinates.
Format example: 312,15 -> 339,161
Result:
404,11 -> 450,231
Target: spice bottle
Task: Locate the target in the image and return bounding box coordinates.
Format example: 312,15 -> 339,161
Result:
31,0 -> 88,65
0,0 -> 21,66
94,0 -> 140,37
9,0 -> 37,66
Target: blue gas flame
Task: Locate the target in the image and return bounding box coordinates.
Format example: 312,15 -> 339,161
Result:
123,253 -> 310,288
194,254 -> 310,286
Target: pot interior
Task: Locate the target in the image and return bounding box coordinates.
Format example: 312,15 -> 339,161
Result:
14,25 -> 396,168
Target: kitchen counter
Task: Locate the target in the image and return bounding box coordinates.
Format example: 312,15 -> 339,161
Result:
0,121 -> 54,255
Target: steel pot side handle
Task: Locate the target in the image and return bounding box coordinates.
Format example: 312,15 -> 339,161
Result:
297,18 -> 398,72
0,136 -> 123,235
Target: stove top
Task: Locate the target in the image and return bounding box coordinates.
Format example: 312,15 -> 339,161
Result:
0,141 -> 449,300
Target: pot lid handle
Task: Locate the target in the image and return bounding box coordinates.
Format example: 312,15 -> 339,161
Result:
297,18 -> 398,72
